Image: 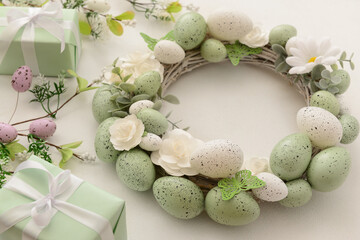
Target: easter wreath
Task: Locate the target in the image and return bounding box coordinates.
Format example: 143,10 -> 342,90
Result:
91,10 -> 358,226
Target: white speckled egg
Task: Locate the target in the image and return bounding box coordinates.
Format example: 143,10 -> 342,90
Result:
252,172 -> 288,202
0,122 -> 18,143
129,100 -> 154,115
154,40 -> 185,64
191,139 -> 243,178
207,9 -> 253,41
297,107 -> 343,149
139,133 -> 162,151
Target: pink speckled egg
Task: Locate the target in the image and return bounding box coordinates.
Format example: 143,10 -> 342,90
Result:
0,122 -> 18,143
29,119 -> 56,139
11,66 -> 33,92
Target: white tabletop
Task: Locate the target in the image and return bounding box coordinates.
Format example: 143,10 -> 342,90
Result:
1,0 -> 359,239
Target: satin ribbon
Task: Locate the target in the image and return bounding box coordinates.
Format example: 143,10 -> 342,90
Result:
0,2 -> 71,75
0,160 -> 115,240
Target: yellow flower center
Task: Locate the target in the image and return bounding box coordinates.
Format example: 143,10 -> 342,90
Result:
308,57 -> 317,63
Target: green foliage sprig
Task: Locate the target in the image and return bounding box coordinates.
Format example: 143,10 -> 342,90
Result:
338,51 -> 355,70
29,74 -> 66,118
27,134 -> 52,163
0,143 -> 11,188
225,41 -> 263,66
140,31 -> 175,50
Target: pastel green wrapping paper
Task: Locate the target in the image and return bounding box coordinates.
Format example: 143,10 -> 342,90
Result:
0,156 -> 127,240
0,6 -> 81,77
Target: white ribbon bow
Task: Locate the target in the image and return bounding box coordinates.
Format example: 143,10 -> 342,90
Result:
0,160 -> 115,240
0,2 -> 66,74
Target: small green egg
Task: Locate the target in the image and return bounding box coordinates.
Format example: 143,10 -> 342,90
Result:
307,147 -> 351,192
94,117 -> 121,163
92,85 -> 118,123
270,133 -> 312,181
116,148 -> 155,191
136,108 -> 168,135
310,90 -> 340,116
153,176 -> 204,219
134,71 -> 161,96
200,39 -> 227,63
269,24 -> 297,46
174,12 -> 207,50
279,179 -> 312,208
205,187 -> 260,226
339,114 -> 359,144
331,69 -> 350,94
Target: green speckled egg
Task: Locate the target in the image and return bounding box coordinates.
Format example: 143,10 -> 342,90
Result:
134,71 -> 161,96
269,24 -> 297,46
310,90 -> 340,116
339,114 -> 359,144
307,147 -> 351,192
205,187 -> 260,226
94,117 -> 121,163
174,12 -> 207,50
331,69 -> 350,94
200,39 -> 227,63
279,179 -> 312,208
92,85 -> 118,123
116,148 -> 155,191
153,176 -> 204,219
270,133 -> 312,181
136,108 -> 168,135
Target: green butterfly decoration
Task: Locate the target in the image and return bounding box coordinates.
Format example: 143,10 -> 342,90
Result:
218,170 -> 266,201
225,41 -> 263,66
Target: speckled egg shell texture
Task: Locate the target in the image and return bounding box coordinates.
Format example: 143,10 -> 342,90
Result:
154,40 -> 185,64
200,39 -> 227,63
307,147 -> 351,192
252,172 -> 288,202
174,12 -> 207,50
94,117 -> 121,163
279,179 -> 312,208
11,66 -> 32,92
129,100 -> 154,115
331,69 -> 350,94
310,90 -> 340,116
191,139 -> 244,178
269,24 -> 297,46
29,119 -> 56,139
205,187 -> 260,226
134,71 -> 161,96
0,123 -> 18,143
139,133 -> 162,151
270,133 -> 312,181
339,114 -> 359,144
207,9 -> 253,41
153,176 -> 204,219
116,148 -> 155,191
92,85 -> 118,123
297,107 -> 343,149
136,108 -> 168,136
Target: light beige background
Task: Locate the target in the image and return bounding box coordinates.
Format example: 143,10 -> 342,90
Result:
0,0 -> 359,239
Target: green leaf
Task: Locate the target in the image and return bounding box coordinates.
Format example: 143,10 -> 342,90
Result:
152,100 -> 162,110
340,51 -> 346,61
166,1 -> 182,13
165,111 -> 172,118
162,94 -> 180,104
106,15 -> 123,36
339,60 -> 344,68
330,76 -> 341,85
321,70 -> 331,80
271,44 -> 287,56
350,61 -> 355,70
115,11 -> 135,20
60,141 -> 82,149
327,86 -> 340,94
116,96 -> 131,105
123,74 -> 132,82
112,67 -> 121,74
218,170 -> 266,201
330,64 -> 338,71
225,41 -> 262,66
131,94 -> 151,103
79,20 -> 91,35
350,52 -> 354,59
79,86 -> 98,92
319,79 -> 329,89
112,111 -> 129,118
59,148 -> 73,169
5,142 -> 27,160
120,83 -> 137,93
275,61 -> 290,73
160,31 -> 175,41
67,69 -> 79,78
112,57 -> 119,67
140,32 -> 159,51
182,126 -> 190,131
311,64 -> 326,80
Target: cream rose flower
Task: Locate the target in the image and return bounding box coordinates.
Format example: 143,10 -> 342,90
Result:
242,157 -> 271,175
239,25 -> 269,48
151,129 -> 204,176
119,51 -> 164,84
109,115 -> 145,151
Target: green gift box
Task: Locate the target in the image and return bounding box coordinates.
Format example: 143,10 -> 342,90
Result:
0,4 -> 81,77
0,156 -> 127,240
